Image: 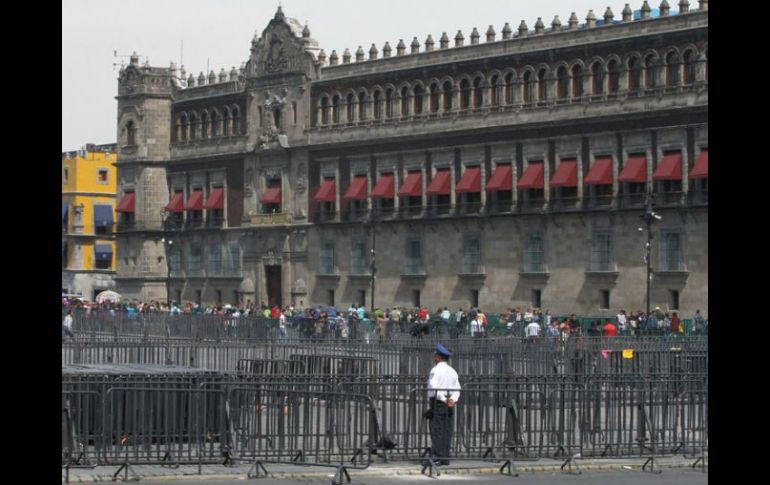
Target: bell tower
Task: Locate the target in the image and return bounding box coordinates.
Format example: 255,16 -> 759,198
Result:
114,52 -> 177,301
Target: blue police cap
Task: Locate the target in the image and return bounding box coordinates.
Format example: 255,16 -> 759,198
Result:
435,343 -> 452,358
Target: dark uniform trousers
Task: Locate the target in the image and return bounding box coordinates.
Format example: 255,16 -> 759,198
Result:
429,399 -> 453,459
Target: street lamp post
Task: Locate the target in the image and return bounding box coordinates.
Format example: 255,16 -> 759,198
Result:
368,214 -> 376,314
161,237 -> 173,309
639,191 -> 661,317
160,208 -> 174,310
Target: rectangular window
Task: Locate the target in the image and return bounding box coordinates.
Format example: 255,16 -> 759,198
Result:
591,233 -> 613,272
97,168 -> 109,184
670,290 -> 680,310
462,234 -> 481,274
63,167 -> 69,184
328,289 -> 335,307
660,231 -> 683,271
292,102 -> 297,125
233,291 -> 240,305
358,289 -> 367,308
471,289 -> 479,308
532,289 -> 542,309
524,234 -> 545,273
351,239 -> 367,275
223,242 -> 241,275
195,290 -> 202,305
413,290 -> 421,307
169,246 -> 182,277
208,244 -> 222,276
188,242 -> 202,276
319,241 -> 335,275
216,290 -> 222,305
405,237 -> 423,274
600,289 -> 610,310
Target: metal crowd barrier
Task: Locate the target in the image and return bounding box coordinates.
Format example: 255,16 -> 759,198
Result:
64,337 -> 708,380
63,368 -> 707,462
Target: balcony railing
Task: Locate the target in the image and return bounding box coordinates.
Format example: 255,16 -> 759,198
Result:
250,212 -> 292,226
206,217 -> 225,228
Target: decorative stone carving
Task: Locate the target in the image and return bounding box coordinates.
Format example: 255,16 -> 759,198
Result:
295,162 -> 307,194
291,278 -> 307,295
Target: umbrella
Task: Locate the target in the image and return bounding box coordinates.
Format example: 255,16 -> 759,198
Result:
96,290 -> 122,304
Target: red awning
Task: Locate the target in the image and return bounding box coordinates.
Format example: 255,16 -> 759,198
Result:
203,188 -> 225,209
260,187 -> 282,205
426,169 -> 451,196
584,157 -> 613,185
689,149 -> 708,179
371,174 -> 395,199
486,164 -> 512,191
185,190 -> 204,211
455,167 -> 481,193
517,163 -> 544,189
549,160 -> 578,187
653,152 -> 682,181
116,192 -> 135,213
343,176 -> 368,200
164,192 -> 185,212
313,180 -> 336,203
397,172 -> 422,197
618,154 -> 647,183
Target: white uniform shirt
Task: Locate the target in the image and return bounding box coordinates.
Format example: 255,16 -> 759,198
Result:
427,361 -> 461,403
470,318 -> 482,334
526,321 -> 541,337
63,314 -> 73,330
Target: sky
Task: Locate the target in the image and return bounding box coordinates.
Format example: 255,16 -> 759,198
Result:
62,0 -> 618,151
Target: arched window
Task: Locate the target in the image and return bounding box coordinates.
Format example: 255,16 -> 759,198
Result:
320,97 -> 329,125
644,54 -> 656,89
607,60 -> 619,94
472,77 -> 483,108
571,65 -> 583,98
522,71 -> 534,103
429,83 -> 439,112
346,93 -> 355,122
442,81 -> 453,110
273,108 -> 282,130
665,51 -> 679,87
188,113 -> 197,139
628,58 -> 642,93
459,79 -> 470,109
125,120 -> 136,145
231,107 -> 240,135
504,73 -> 513,104
413,85 -> 423,114
201,111 -> 209,139
222,108 -> 230,136
179,115 -> 188,142
400,87 -> 409,116
358,92 -> 367,121
373,91 -> 382,120
210,111 -> 220,137
682,50 -> 695,85
556,66 -> 568,99
591,62 -> 603,95
537,69 -> 547,101
490,75 -> 500,106
385,89 -> 393,118
332,95 -> 340,124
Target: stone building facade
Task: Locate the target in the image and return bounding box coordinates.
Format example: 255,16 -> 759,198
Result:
114,2 -> 708,315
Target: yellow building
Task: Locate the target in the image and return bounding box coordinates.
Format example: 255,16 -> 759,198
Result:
62,143 -> 118,299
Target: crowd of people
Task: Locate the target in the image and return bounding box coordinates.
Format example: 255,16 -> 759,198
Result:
63,294 -> 708,340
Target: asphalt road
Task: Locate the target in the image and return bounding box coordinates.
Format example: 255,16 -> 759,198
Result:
131,469 -> 707,484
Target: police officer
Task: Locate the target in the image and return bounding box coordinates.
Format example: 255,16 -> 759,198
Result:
424,343 -> 461,466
